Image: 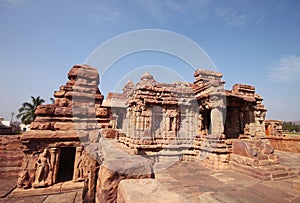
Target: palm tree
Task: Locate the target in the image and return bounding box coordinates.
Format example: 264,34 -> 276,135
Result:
17,96 -> 45,124
50,97 -> 55,104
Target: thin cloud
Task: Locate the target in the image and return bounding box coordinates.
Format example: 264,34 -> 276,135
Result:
269,55 -> 300,83
164,0 -> 183,13
131,0 -> 171,25
131,0 -> 212,25
131,0 -> 259,27
2,0 -> 46,7
2,0 -> 24,6
68,1 -> 123,24
215,7 -> 248,26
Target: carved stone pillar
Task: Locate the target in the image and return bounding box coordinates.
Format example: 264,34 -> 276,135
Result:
73,146 -> 83,182
48,147 -> 57,185
185,108 -> 190,138
210,107 -> 224,135
141,116 -> 144,130
126,109 -> 130,136
192,110 -> 198,139
115,114 -> 119,129
173,117 -> 177,132
52,148 -> 61,184
162,111 -> 167,137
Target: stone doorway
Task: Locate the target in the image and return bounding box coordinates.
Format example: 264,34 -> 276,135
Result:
117,114 -> 123,129
225,107 -> 240,138
57,147 -> 76,183
203,109 -> 211,134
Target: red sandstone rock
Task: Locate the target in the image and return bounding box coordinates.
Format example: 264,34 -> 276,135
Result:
32,122 -> 54,130
68,64 -> 100,81
54,122 -> 75,131
54,90 -> 66,98
232,141 -> 257,158
254,141 -> 274,155
21,130 -> 86,141
35,104 -> 56,116
96,108 -> 108,117
117,179 -> 187,203
55,98 -> 70,107
101,129 -> 118,139
96,139 -> 153,203
0,135 -> 23,177
54,106 -> 73,117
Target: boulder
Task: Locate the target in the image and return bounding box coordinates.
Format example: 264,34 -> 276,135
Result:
101,129 -> 118,139
96,139 -> 153,203
117,179 -> 188,203
232,140 -> 257,158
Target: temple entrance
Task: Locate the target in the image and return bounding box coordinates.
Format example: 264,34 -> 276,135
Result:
202,109 -> 211,134
117,114 -> 123,129
57,147 -> 76,182
225,107 -> 240,138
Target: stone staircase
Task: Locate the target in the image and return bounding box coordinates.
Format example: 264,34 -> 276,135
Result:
229,139 -> 298,181
231,159 -> 296,181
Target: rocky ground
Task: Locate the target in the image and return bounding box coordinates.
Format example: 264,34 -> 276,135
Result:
0,179 -> 83,203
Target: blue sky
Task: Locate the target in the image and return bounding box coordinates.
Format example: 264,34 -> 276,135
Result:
0,0 -> 300,121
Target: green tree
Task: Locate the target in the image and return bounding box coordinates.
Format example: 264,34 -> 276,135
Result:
283,121 -> 300,132
16,96 -> 45,124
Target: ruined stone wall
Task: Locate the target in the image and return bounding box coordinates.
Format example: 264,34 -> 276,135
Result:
267,137 -> 300,153
225,84 -> 267,139
0,135 -> 24,177
265,120 -> 283,137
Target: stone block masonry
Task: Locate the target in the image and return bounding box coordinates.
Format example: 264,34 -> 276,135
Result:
0,135 -> 23,178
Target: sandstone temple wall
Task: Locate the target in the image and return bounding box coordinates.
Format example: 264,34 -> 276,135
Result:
263,120 -> 300,153
0,135 -> 24,177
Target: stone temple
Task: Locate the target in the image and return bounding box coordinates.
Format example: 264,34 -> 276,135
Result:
11,65 -> 298,202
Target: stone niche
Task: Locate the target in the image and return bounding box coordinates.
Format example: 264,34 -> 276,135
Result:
265,120 -> 283,137
17,65 -> 110,202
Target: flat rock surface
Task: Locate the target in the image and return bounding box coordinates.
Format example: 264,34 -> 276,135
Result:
0,195 -> 47,203
276,150 -> 300,170
0,180 -> 83,203
156,160 -> 300,203
43,191 -> 77,203
117,179 -> 188,203
0,176 -> 16,198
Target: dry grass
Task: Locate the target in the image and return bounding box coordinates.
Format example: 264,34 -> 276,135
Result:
284,132 -> 300,137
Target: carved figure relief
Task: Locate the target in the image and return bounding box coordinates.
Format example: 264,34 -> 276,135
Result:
17,170 -> 31,189
77,151 -> 89,181
33,148 -> 52,187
